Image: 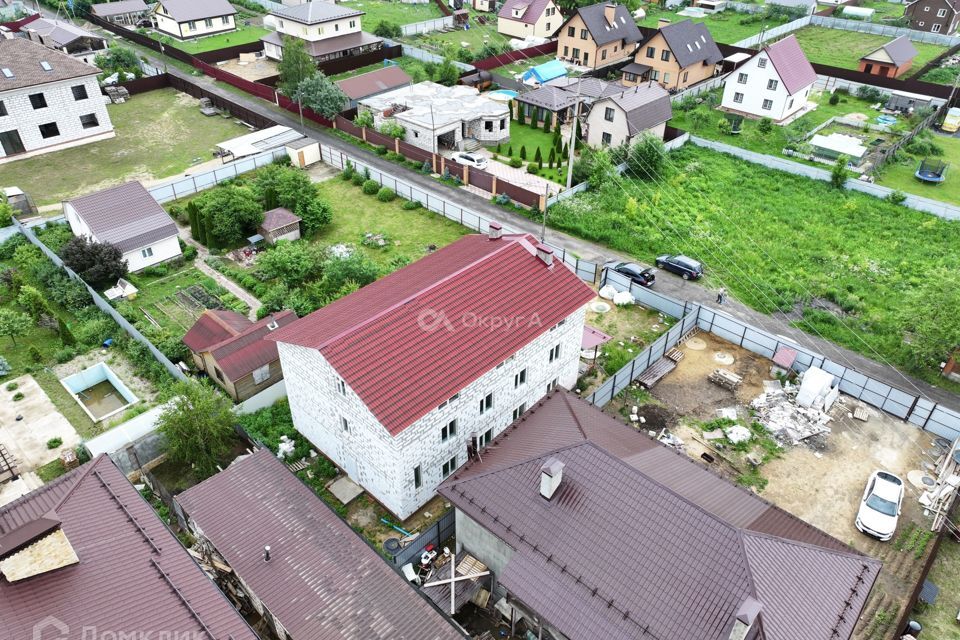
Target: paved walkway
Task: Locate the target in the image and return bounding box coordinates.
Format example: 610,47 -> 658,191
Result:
139,59 -> 960,412
176,224 -> 262,321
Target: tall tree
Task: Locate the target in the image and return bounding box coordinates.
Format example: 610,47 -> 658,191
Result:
157,381 -> 236,479
294,73 -> 348,118
277,36 -> 317,96
196,186 -> 264,248
60,237 -> 128,289
0,309 -> 31,345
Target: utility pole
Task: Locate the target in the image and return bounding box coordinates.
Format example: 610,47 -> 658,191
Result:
540,181 -> 549,242
564,77 -> 582,190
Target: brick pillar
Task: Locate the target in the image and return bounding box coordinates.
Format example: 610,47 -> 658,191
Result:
538,193 -> 546,211
395,137 -> 400,153
463,165 -> 470,184
440,156 -> 446,175
361,127 -> 367,142
432,153 -> 438,173
491,176 -> 498,195
552,112 -> 558,128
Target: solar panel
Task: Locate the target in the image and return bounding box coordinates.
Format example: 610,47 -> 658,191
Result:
40,61 -> 53,71
1,68 -> 13,78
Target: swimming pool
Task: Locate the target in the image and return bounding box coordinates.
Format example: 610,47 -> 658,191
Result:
60,362 -> 139,423
488,90 -> 518,102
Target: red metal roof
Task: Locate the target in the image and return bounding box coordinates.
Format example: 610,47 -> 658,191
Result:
0,456 -> 257,640
182,309 -> 251,352
183,309 -> 297,380
269,234 -> 596,435
765,35 -> 817,95
176,449 -> 467,640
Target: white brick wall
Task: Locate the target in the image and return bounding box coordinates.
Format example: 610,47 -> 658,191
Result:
279,303 -> 587,519
155,9 -> 236,39
721,54 -> 812,122
275,15 -> 362,42
0,76 -> 113,161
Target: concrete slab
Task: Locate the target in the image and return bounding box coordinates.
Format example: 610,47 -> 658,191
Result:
0,375 -> 80,472
327,474 -> 364,505
0,472 -> 42,508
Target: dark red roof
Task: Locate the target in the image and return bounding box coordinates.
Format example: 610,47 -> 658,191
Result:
176,449 -> 467,640
440,393 -> 880,640
765,35 -> 817,95
0,456 -> 257,640
182,309 -> 251,352
183,309 -> 297,380
335,65 -> 412,100
269,234 -> 596,435
259,206 -> 301,232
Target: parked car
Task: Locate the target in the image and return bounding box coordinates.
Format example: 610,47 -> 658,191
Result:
451,152 -> 488,170
606,262 -> 656,287
655,255 -> 703,280
855,470 -> 904,541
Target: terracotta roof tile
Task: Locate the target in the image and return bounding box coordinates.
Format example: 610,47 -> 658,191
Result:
0,38 -> 99,92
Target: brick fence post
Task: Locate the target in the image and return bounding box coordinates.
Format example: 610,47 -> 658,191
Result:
491,176 -> 498,195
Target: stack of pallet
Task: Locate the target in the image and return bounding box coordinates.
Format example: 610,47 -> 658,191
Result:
708,368 -> 742,391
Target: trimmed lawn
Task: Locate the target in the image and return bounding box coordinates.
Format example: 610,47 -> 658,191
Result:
156,25 -> 271,54
313,178 -> 469,266
2,88 -> 249,206
491,53 -> 555,79
544,145 -> 960,386
913,534 -> 960,639
346,0 -> 444,26
876,133 -> 960,205
636,6 -> 771,45
791,26 -> 946,72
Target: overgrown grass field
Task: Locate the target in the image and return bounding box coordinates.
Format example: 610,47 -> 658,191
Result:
791,26 -> 946,72
637,6 -> 771,44
349,0 -> 444,26
876,133 -> 960,205
546,145 -> 960,382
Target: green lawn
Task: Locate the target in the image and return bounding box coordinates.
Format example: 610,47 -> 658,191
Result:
2,88 -> 249,206
402,6 -> 502,53
313,179 -> 469,266
876,133 -> 960,205
157,25 -> 271,54
913,534 -> 960,639
491,53 -> 555,79
545,144 -> 960,386
791,26 -> 946,72
327,56 -> 435,82
348,0 -> 444,26
637,6 -> 771,45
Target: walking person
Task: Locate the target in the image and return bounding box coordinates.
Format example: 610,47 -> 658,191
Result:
716,287 -> 726,305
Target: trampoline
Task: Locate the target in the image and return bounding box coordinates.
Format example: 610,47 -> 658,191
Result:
915,157 -> 948,184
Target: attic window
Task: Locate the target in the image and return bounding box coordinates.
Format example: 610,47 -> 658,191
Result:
40,61 -> 53,71
700,34 -> 706,42
686,44 -> 692,51
1,69 -> 12,79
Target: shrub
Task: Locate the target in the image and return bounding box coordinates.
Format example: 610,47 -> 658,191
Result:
887,190 -> 907,205
379,121 -> 406,139
353,111 -> 374,128
527,165 -> 539,175
509,157 -> 523,168
5,382 -> 17,391
757,117 -> 773,135
373,144 -> 388,155
543,117 -> 551,134
856,85 -> 887,103
493,193 -> 511,206
362,179 -> 381,195
421,160 -> 432,173
717,118 -> 732,134
182,244 -> 198,261
534,147 -> 543,163
372,20 -> 401,38
167,204 -> 189,225
904,138 -> 944,157
519,145 -> 527,160
507,145 -> 513,156
28,346 -> 43,363
831,154 -> 848,189
828,92 -> 840,106
377,187 -> 397,202
0,356 -> 9,378
12,392 -> 24,401
352,172 -> 366,186
342,159 -> 355,180
385,151 -> 404,162
46,437 -> 63,449
54,347 -> 77,363
402,199 -> 422,210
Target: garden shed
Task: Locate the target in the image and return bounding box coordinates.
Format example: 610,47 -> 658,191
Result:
285,137 -> 321,168
809,132 -> 868,162
258,207 -> 301,244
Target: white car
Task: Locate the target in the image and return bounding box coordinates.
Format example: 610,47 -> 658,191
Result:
855,471 -> 904,541
451,152 -> 488,170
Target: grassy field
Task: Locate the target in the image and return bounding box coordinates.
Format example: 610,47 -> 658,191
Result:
327,56 -> 434,82
346,0 -> 444,26
876,133 -> 960,205
157,25 -> 271,54
913,533 -> 960,638
791,26 -> 946,72
637,6 -> 771,45
313,179 -> 468,266
545,145 -> 960,384
402,6 -> 505,53
2,88 -> 249,206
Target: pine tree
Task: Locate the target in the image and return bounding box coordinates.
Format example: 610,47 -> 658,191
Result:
520,145 -> 527,160
58,317 -> 75,346
543,117 -> 551,134
534,147 -> 542,164
508,145 -> 513,156
548,147 -> 556,168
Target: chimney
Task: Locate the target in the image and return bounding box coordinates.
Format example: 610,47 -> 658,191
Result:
728,597 -> 762,640
263,545 -> 271,562
539,458 -> 564,500
535,244 -> 554,266
266,313 -> 279,331
658,17 -> 671,28
488,221 -> 502,240
604,3 -> 616,25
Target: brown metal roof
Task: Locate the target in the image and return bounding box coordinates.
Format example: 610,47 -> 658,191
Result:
182,309 -> 251,352
65,181 -> 178,253
440,392 -> 880,640
336,66 -> 412,100
259,206 -> 301,231
176,449 -> 468,640
0,37 -> 100,92
183,309 -> 297,380
0,456 -> 258,640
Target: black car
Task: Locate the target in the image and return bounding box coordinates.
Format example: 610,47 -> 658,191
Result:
655,254 -> 703,280
607,262 -> 656,287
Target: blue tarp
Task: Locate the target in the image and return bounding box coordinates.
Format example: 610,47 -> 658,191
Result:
522,59 -> 567,84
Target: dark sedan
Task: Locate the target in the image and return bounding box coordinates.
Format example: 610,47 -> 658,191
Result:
606,262 -> 656,287
655,254 -> 703,280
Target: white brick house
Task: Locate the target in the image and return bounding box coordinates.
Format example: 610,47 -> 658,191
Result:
154,0 -> 237,40
270,229 -> 595,519
0,38 -> 114,164
720,35 -> 817,123
261,1 -> 383,63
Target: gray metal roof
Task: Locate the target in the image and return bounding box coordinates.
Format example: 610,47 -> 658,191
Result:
26,17 -> 105,48
269,0 -> 363,24
516,84 -> 577,111
91,0 -> 149,17
545,76 -> 627,99
156,0 -> 236,23
0,38 -> 99,92
571,2 -> 642,47
866,34 -> 919,67
600,82 -> 672,135
65,182 -> 178,253
620,61 -> 651,75
658,18 -> 723,68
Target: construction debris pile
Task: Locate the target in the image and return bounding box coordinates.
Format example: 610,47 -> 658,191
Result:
751,379 -> 836,446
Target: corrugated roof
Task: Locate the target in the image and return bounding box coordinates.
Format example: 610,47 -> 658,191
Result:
0,456 -> 258,640
26,17 -> 104,48
259,206 -> 301,231
516,84 -> 577,111
765,34 -> 817,95
498,0 -> 552,24
176,449 -> 467,640
91,0 -> 149,17
571,2 -> 642,46
157,0 -> 236,22
601,82 -> 672,135
184,309 -> 296,380
182,309 -> 251,352
269,0 -> 363,24
546,75 -> 627,98
269,234 -> 595,436
864,35 -> 919,67
441,405 -> 880,640
658,19 -> 723,68
0,37 -> 99,92
336,65 -> 412,100
65,182 -> 178,253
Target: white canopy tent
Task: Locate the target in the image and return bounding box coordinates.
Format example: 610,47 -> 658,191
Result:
216,126 -> 305,161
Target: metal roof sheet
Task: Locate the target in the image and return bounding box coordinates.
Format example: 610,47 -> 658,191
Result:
570,2 -> 643,46
498,0 -> 552,23
335,65 -> 412,100
657,19 -> 723,68
65,181 -> 178,253
91,0 -> 149,17
764,34 -> 817,95
259,206 -> 301,231
156,0 -> 236,22
269,0 -> 363,24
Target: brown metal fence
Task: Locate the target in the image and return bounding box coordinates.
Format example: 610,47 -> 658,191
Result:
365,129 -> 396,148
468,167 -> 494,192
193,41 -> 268,63
471,40 -> 558,71
496,178 -> 541,208
335,115 -> 364,138
398,140 -> 434,164
107,73 -> 171,95
167,74 -> 278,129
445,161 -> 465,180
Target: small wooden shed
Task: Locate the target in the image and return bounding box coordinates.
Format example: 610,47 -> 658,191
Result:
258,207 -> 301,245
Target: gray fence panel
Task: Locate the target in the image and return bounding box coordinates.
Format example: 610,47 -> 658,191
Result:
400,15 -> 455,36
908,398 -> 936,427
925,406 -> 960,439
390,509 -> 456,567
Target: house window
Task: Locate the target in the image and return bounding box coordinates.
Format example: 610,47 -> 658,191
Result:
441,419 -> 457,442
80,113 -> 99,129
549,343 -> 561,362
646,46 -> 655,58
663,72 -> 670,83
479,392 -> 493,414
514,369 -> 527,388
604,107 -> 615,122
512,403 -> 527,420
0,101 -> 5,117
624,72 -> 636,82
601,132 -> 612,145
481,428 -> 493,446
214,367 -> 224,382
572,47 -> 580,59
350,20 -> 356,27
141,246 -> 154,258
441,455 -> 457,478
580,28 -> 587,39
762,99 -> 773,110
938,8 -> 947,16
29,93 -> 47,109
500,118 -> 506,130
601,49 -> 607,60
341,416 -> 350,432
547,378 -> 558,392
733,92 -> 744,104
651,69 -> 660,80
337,377 -> 346,395
933,22 -> 943,31
567,26 -> 575,37
278,19 -> 284,28
71,85 -> 88,100
204,18 -> 213,27
222,15 -> 230,24
660,50 -> 670,62
788,97 -> 794,109
252,364 -> 270,385
737,73 -> 748,84
767,79 -> 779,90
563,45 -> 569,56
683,70 -> 689,83
334,23 -> 340,31
414,465 -> 422,489
187,20 -> 196,31
38,122 -> 59,138
757,57 -> 767,68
